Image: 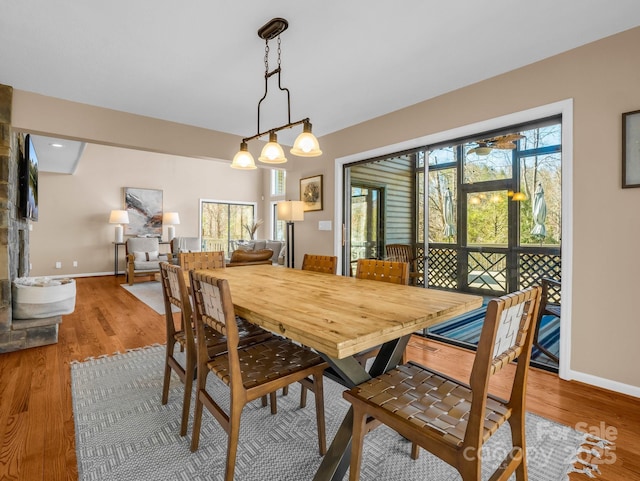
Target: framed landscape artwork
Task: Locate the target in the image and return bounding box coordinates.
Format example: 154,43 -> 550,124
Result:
300,175 -> 323,212
124,187 -> 163,236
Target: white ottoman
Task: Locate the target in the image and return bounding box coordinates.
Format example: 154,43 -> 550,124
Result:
12,277 -> 77,320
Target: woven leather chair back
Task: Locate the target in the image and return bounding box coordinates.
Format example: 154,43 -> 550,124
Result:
159,261 -> 192,332
178,251 -> 224,271
385,244 -> 413,263
482,287 -> 541,376
190,271 -> 233,342
355,259 -> 409,285
301,254 -> 338,274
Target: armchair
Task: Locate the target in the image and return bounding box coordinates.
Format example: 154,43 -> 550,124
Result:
385,243 -> 421,286
125,237 -> 172,285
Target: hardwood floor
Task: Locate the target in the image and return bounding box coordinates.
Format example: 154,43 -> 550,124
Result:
0,276 -> 637,480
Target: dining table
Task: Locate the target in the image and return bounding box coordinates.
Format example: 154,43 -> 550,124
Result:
191,264 -> 483,481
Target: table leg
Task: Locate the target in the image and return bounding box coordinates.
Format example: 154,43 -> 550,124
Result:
313,336 -> 410,481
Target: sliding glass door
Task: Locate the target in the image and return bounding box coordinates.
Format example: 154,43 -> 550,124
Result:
200,200 -> 256,258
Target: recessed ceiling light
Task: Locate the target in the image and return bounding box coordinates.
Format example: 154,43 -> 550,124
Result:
50,143 -> 64,148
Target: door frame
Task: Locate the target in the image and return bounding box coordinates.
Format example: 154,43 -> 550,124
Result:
334,100 -> 574,381
345,181 -> 386,275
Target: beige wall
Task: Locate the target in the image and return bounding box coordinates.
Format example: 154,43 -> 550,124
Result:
10,26 -> 640,392
30,144 -> 264,277
288,27 -> 640,391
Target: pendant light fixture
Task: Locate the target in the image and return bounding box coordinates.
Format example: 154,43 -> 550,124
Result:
230,18 -> 322,170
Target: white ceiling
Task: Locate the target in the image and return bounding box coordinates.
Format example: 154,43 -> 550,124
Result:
3,1 -> 640,171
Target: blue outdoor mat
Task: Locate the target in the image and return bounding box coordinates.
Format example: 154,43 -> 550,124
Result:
427,299 -> 559,367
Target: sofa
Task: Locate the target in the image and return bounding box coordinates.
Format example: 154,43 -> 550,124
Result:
170,237 -> 202,254
234,240 -> 285,265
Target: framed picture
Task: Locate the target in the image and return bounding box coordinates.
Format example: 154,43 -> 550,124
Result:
124,187 -> 163,236
623,110 -> 640,188
300,175 -> 323,212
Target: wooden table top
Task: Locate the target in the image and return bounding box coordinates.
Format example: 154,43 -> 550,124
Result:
190,265 -> 483,359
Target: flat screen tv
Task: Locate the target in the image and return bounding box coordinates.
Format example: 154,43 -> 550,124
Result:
20,134 -> 38,221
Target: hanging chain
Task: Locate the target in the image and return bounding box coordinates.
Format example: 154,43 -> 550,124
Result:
263,36 -> 282,76
277,35 -> 281,69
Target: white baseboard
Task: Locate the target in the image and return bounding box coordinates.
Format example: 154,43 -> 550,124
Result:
567,368 -> 640,398
43,271 -> 118,279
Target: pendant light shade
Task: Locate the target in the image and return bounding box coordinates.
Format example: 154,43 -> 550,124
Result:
258,132 -> 287,164
291,121 -> 322,157
231,142 -> 257,170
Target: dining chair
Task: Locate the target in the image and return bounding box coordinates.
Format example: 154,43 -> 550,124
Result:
535,277 -> 561,362
189,270 -> 327,480
343,286 -> 542,481
355,258 -> 409,285
301,254 -> 338,274
385,243 -> 421,286
158,262 -> 271,436
178,250 -> 225,270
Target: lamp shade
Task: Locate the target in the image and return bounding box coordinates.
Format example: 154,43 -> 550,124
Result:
162,212 -> 180,225
290,122 -> 322,157
109,210 -> 129,224
277,201 -> 304,222
231,142 -> 257,170
258,132 -> 287,164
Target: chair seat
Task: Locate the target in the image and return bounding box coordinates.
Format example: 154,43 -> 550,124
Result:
207,337 -> 325,389
345,363 -> 512,448
544,304 -> 561,318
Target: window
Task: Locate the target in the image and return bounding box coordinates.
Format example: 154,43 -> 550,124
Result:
270,170 -> 286,241
518,123 -> 562,246
463,146 -> 512,184
271,169 -> 286,196
427,167 -> 457,244
272,203 -> 286,241
200,201 -> 255,257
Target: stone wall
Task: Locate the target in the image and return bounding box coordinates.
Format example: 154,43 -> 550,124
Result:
0,84 -> 15,349
0,83 -> 60,353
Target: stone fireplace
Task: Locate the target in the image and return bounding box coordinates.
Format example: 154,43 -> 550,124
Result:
0,84 -> 63,352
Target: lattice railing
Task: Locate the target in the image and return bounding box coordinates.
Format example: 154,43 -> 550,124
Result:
427,247 -> 457,290
467,251 -> 507,292
420,246 -> 561,297
520,252 -> 562,303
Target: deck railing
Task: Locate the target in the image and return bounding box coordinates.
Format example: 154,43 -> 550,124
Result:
351,242 -> 561,297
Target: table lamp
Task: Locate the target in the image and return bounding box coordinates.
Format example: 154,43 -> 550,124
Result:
163,212 -> 180,241
109,210 -> 129,243
277,201 -> 304,268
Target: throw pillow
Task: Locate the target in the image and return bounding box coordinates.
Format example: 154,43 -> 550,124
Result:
133,251 -> 159,262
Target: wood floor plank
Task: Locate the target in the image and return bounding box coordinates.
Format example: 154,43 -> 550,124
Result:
0,276 -> 637,480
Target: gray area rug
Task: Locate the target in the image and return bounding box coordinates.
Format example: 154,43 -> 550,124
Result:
121,281 -> 178,315
71,345 -> 591,481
